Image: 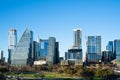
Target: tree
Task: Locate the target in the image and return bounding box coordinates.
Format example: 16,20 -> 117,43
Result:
0,72 -> 6,80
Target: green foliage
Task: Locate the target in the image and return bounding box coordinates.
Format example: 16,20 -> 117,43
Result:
33,72 -> 45,79
0,66 -> 9,73
95,68 -> 114,78
0,72 -> 6,80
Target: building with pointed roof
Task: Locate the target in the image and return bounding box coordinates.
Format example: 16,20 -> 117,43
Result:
11,28 -> 33,66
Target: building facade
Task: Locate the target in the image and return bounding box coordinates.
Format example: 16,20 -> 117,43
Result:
102,50 -> 111,62
73,29 -> 82,49
86,36 -> 101,63
8,29 -> 17,64
0,50 -> 3,60
114,39 -> 120,60
106,41 -> 114,60
39,39 -> 49,60
64,28 -> 82,65
11,28 -> 33,66
65,49 -> 82,60
46,37 -> 59,65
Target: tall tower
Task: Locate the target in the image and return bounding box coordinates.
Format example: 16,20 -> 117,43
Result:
106,41 -> 114,60
11,28 -> 33,66
46,37 -> 60,65
86,36 -> 101,62
0,49 -> 3,60
8,29 -> 17,64
73,29 -> 82,49
114,39 -> 120,60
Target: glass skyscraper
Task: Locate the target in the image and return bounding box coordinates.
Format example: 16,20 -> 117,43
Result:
106,41 -> 114,60
0,50 -> 3,60
8,29 -> 17,64
40,39 -> 49,58
46,37 -> 59,65
47,37 -> 56,65
11,28 -> 33,66
87,36 -> 101,62
65,28 -> 82,65
114,39 -> 120,60
73,29 -> 82,49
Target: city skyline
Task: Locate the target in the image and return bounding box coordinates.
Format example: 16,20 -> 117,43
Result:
0,0 -> 120,60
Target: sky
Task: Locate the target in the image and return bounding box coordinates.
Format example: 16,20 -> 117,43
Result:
0,0 -> 120,61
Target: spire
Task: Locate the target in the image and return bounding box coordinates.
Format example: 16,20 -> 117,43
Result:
36,36 -> 40,42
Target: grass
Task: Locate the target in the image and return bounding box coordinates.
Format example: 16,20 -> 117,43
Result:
6,71 -> 101,80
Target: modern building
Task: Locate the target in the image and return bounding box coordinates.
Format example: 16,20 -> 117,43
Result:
0,50 -> 3,60
33,36 -> 41,61
102,50 -> 111,62
11,28 -> 33,66
8,29 -> 17,64
34,60 -> 47,66
39,39 -> 49,60
64,28 -> 83,65
65,48 -> 82,60
73,29 -> 82,49
33,41 -> 38,61
86,36 -> 101,63
106,41 -> 114,60
46,37 -> 59,65
114,39 -> 120,60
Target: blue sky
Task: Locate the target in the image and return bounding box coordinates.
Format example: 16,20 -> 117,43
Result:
0,0 -> 120,60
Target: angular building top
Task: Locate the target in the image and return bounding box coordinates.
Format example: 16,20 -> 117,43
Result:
11,28 -> 33,66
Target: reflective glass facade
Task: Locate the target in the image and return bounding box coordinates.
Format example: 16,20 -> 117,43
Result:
106,41 -> 114,60
46,37 -> 59,65
87,36 -> 101,61
47,37 -> 56,65
0,50 -> 3,60
40,40 -> 48,57
114,40 -> 120,60
8,29 -> 17,64
11,29 -> 33,66
65,49 -> 82,60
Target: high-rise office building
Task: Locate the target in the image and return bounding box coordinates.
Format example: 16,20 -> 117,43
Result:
102,50 -> 111,62
39,39 -> 49,60
55,42 -> 59,64
114,39 -> 120,60
73,29 -> 82,49
64,28 -> 82,65
65,49 -> 82,60
46,37 -> 59,65
33,36 -> 40,60
11,28 -> 33,66
106,41 -> 114,60
8,29 -> 17,64
33,41 -> 38,61
0,50 -> 3,60
86,36 -> 101,62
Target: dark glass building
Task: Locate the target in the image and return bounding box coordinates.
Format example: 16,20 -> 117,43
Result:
106,41 -> 114,60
